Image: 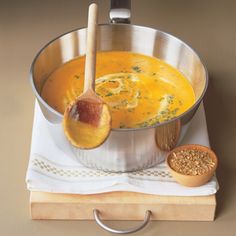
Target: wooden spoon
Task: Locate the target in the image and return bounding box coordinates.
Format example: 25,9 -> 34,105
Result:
63,3 -> 111,149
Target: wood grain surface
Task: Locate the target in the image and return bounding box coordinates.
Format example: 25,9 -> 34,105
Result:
30,191 -> 216,221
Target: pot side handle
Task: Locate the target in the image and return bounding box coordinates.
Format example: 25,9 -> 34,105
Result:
110,0 -> 131,24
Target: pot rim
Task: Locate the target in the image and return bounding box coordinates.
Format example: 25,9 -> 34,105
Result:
29,23 -> 208,132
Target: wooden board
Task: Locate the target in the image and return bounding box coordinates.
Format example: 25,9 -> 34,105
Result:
30,191 -> 216,221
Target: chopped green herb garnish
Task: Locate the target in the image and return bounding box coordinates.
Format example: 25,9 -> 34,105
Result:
166,95 -> 174,104
128,108 -> 134,112
138,121 -> 149,128
132,66 -> 142,73
119,123 -> 126,128
105,92 -> 113,97
171,108 -> 179,115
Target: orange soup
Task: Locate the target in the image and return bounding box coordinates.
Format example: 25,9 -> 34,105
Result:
41,51 -> 195,128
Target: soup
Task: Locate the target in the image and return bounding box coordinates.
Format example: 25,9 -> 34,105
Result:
41,51 -> 195,128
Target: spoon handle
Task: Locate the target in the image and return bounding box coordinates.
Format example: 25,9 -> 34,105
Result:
84,3 -> 98,92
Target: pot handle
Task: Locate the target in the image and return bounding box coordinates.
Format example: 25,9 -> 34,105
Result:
93,209 -> 151,234
110,0 -> 131,24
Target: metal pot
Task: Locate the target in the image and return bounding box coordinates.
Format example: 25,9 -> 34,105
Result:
29,0 -> 208,172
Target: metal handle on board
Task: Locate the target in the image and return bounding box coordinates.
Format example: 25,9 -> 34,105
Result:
93,209 -> 151,234
110,0 -> 131,24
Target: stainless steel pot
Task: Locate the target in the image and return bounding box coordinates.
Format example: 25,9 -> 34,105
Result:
29,0 -> 208,172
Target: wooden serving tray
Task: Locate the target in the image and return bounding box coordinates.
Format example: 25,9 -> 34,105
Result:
30,191 -> 216,221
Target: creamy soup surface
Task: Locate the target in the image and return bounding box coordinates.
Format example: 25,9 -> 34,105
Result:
41,51 -> 195,128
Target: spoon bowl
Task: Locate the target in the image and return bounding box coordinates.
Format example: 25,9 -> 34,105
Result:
63,89 -> 111,149
63,3 -> 111,149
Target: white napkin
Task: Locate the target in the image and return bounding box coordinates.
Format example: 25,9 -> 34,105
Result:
26,101 -> 219,196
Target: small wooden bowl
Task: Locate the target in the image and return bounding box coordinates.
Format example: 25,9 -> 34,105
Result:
166,144 -> 218,187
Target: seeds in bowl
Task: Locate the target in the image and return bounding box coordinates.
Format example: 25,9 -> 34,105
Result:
169,149 -> 216,176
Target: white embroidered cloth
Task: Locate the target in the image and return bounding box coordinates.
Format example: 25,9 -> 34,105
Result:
26,102 -> 218,196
